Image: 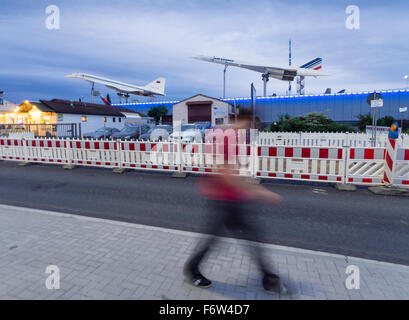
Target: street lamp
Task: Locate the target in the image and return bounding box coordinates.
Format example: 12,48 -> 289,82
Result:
405,75 -> 409,89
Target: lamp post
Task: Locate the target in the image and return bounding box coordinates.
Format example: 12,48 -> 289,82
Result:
400,107 -> 408,131
405,75 -> 409,90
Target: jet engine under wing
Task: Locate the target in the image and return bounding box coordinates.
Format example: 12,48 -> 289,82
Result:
193,55 -> 327,81
65,73 -> 166,97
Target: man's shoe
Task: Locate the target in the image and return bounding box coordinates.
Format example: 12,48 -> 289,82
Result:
184,272 -> 212,288
262,273 -> 288,295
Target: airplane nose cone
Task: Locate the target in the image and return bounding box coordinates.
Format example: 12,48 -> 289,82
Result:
192,55 -> 207,61
65,73 -> 81,79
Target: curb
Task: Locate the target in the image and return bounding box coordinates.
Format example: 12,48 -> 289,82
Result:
368,186 -> 409,197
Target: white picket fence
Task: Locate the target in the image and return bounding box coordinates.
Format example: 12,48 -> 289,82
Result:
0,134 -> 408,188
258,131 -> 409,148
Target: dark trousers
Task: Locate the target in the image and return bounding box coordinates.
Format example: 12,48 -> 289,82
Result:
185,199 -> 276,277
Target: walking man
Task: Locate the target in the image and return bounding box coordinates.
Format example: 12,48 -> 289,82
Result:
183,120 -> 287,294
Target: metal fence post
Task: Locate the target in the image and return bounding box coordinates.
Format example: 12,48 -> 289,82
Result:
251,140 -> 257,179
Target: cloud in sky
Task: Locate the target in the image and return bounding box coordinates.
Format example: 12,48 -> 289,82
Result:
0,0 -> 408,103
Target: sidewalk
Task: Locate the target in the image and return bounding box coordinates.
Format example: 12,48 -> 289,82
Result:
0,204 -> 408,300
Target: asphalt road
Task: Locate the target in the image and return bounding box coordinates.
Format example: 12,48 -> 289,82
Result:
0,161 -> 408,265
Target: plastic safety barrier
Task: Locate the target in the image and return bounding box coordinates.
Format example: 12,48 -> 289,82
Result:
0,136 -> 408,188
0,139 -> 25,161
180,142 -> 253,176
121,141 -> 179,172
346,148 -> 385,185
25,138 -> 69,164
69,139 -> 119,168
256,146 -> 345,183
393,148 -> 409,186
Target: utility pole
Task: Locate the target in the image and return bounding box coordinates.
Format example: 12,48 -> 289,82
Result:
288,39 -> 292,95
251,83 -> 256,129
223,65 -> 228,99
262,73 -> 269,97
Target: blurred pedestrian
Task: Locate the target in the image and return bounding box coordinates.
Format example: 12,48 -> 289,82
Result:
183,119 -> 287,294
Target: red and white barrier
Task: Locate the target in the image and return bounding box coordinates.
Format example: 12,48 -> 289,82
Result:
393,148 -> 409,187
383,138 -> 398,186
256,146 -> 345,183
181,142 -> 253,176
25,139 -> 69,164
346,147 -> 385,185
121,141 -> 179,172
0,136 -> 407,188
0,139 -> 25,161
69,139 -> 119,168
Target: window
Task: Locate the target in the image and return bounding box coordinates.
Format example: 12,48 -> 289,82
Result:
113,117 -> 116,123
118,117 -> 122,123
215,118 -> 224,125
82,116 -> 87,122
104,117 -> 107,122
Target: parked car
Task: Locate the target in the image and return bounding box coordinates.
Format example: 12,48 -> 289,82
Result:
193,121 -> 211,135
83,127 -> 120,139
140,125 -> 173,141
169,124 -> 203,143
111,124 -> 150,140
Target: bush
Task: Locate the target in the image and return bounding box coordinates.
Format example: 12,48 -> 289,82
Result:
377,116 -> 395,127
147,105 -> 168,123
267,113 -> 355,133
357,114 -> 396,132
357,113 -> 372,132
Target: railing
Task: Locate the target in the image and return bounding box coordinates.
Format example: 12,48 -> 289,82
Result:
0,134 -> 408,188
0,123 -> 81,138
258,131 -> 409,148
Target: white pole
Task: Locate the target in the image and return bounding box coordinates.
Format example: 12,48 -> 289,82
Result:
223,65 -> 228,99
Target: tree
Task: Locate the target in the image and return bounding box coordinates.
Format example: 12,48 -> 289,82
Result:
148,105 -> 168,123
357,114 -> 396,132
377,116 -> 395,127
236,105 -> 262,128
357,113 -> 372,132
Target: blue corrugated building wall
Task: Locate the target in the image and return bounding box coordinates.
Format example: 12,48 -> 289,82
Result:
113,89 -> 409,125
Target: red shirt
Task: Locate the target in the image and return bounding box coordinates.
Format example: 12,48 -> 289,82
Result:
197,174 -> 250,202
198,129 -> 252,202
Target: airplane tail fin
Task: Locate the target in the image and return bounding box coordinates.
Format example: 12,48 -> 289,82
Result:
145,78 -> 166,95
99,94 -> 111,106
300,58 -> 322,70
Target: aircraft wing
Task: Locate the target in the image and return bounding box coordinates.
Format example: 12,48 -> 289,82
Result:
65,73 -> 166,96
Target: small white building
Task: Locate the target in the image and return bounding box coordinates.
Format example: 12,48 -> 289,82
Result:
38,99 -> 144,133
172,94 -> 236,127
0,99 -> 17,114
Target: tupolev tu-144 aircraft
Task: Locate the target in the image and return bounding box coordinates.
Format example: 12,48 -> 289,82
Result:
66,73 -> 166,102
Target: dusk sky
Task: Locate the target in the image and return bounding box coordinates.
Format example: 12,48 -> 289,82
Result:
1,0 -> 408,104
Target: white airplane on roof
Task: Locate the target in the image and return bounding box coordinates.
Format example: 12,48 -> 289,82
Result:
193,55 -> 328,95
65,73 -> 166,102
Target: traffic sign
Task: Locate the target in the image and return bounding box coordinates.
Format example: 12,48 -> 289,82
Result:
367,92 -> 383,106
370,99 -> 383,108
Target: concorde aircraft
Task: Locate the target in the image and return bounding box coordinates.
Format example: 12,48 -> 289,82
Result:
193,55 -> 328,95
65,73 -> 166,102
